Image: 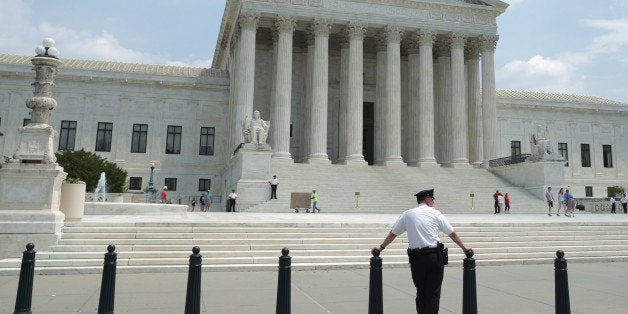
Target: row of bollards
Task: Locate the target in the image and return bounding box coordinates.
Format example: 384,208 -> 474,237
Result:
12,244 -> 572,313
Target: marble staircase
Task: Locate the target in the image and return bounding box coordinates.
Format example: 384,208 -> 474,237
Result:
1,219 -> 627,275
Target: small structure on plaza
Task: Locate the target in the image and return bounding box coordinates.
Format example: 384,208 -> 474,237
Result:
93,172 -> 107,202
242,110 -> 270,146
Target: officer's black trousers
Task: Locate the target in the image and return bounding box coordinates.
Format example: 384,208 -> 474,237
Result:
408,250 -> 444,314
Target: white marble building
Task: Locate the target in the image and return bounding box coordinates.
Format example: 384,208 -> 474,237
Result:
0,0 -> 627,203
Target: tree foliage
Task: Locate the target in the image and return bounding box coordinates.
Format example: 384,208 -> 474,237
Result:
607,186 -> 625,198
55,149 -> 127,193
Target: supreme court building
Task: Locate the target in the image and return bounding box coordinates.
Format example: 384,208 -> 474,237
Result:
1,0 -> 627,207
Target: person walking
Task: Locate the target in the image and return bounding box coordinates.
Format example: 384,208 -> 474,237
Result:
190,197 -> 196,212
205,190 -> 212,210
373,189 -> 472,314
610,195 -> 616,214
621,193 -> 628,214
311,190 -> 320,213
269,175 -> 279,200
493,190 -> 500,214
504,193 -> 511,214
556,188 -> 565,216
564,189 -> 575,217
228,189 -> 238,212
160,186 -> 170,204
199,193 -> 206,212
545,187 -> 554,216
497,193 -> 505,214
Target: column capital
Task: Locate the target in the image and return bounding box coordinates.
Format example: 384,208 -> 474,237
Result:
418,29 -> 436,46
383,25 -> 404,44
274,15 -> 296,34
464,39 -> 481,60
345,21 -> 367,40
433,39 -> 450,58
310,19 -> 331,37
238,12 -> 260,30
480,35 -> 499,52
449,32 -> 466,49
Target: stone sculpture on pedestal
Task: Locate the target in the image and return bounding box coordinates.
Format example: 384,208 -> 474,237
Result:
528,124 -> 564,162
242,110 -> 271,148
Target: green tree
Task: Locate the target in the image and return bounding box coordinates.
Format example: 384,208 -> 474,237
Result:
607,186 -> 625,198
55,149 -> 127,193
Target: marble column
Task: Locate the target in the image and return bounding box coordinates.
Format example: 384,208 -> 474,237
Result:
271,16 -> 295,159
234,12 -> 259,146
300,37 -> 314,162
383,25 -> 404,166
344,22 -> 367,165
466,40 -> 483,166
374,43 -> 387,165
481,35 -> 498,166
435,41 -> 452,166
417,30 -> 438,167
338,39 -> 349,164
307,19 -> 331,163
406,40 -> 420,166
450,33 -> 470,168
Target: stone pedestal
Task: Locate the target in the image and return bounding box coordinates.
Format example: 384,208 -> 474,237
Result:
224,147 -> 272,211
0,162 -> 67,259
489,161 -> 566,200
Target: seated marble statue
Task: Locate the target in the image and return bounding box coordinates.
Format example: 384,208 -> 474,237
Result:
530,124 -> 553,157
242,110 -> 270,144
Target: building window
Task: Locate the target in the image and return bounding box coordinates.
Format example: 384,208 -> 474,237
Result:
164,178 -> 177,191
199,127 -> 215,155
585,186 -> 593,197
603,145 -> 613,168
580,144 -> 591,167
131,124 -> 148,153
95,122 -> 113,152
23,118 -> 30,126
510,141 -> 521,156
129,177 -> 142,190
558,143 -> 568,160
198,179 -> 211,191
59,120 -> 77,150
166,125 -> 182,154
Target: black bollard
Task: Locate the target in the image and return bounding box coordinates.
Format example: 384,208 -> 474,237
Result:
462,249 -> 477,314
98,245 -> 117,314
185,246 -> 202,314
276,247 -> 291,314
368,249 -> 383,314
14,243 -> 36,314
554,250 -> 571,314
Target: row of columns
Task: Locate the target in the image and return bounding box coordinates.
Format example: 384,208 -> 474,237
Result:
232,13 -> 499,167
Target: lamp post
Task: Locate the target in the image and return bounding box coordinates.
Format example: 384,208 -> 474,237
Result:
144,163 -> 158,202
29,38 -> 61,126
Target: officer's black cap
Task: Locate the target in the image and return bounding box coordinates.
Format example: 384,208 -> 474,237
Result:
414,189 -> 435,200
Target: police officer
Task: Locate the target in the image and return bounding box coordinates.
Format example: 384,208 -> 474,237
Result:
373,189 -> 472,314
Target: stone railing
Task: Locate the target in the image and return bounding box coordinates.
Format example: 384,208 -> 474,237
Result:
488,154 -> 531,168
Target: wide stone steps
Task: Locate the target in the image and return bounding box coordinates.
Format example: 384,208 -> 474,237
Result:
1,220 -> 628,275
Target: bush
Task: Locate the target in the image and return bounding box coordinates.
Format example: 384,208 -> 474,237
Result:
607,186 -> 625,198
576,204 -> 585,211
56,149 -> 127,193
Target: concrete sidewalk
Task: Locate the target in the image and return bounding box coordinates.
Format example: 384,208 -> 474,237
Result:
1,261 -> 626,313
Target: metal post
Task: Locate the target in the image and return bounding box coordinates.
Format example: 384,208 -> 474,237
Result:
98,245 -> 117,314
368,249 -> 383,314
14,243 -> 36,314
554,250 -> 571,314
462,249 -> 477,314
185,246 -> 202,314
276,248 -> 291,314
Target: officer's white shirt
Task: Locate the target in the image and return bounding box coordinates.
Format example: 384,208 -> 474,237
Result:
228,192 -> 237,200
610,197 -> 616,204
391,203 -> 454,249
269,178 -> 279,185
621,196 -> 628,204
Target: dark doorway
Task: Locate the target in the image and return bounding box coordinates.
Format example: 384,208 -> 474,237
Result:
363,102 -> 374,165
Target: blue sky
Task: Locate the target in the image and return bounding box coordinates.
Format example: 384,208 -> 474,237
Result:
1,0 -> 627,103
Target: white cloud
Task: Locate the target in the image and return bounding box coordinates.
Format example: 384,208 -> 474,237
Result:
583,18 -> 628,54
497,55 -> 586,93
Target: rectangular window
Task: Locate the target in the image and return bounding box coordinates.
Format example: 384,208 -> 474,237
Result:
603,145 -> 613,168
23,118 -> 30,126
510,141 -> 521,156
59,120 -> 77,150
131,124 -> 148,153
95,122 -> 113,152
129,177 -> 142,190
164,178 -> 177,191
198,179 -> 211,191
585,186 -> 593,197
580,144 -> 591,167
166,125 -> 182,154
558,143 -> 568,160
199,127 -> 215,155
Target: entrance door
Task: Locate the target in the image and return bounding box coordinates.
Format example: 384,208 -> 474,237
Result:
363,102 -> 374,165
